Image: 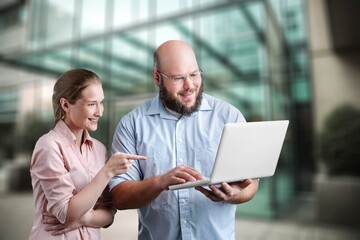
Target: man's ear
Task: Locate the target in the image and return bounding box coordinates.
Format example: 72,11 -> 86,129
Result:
152,69 -> 161,87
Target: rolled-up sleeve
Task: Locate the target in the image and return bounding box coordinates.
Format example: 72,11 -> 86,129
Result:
30,137 -> 75,224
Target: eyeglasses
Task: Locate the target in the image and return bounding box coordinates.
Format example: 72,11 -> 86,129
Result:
156,69 -> 202,84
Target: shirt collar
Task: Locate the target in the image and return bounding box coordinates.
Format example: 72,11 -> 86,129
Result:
54,120 -> 94,148
145,94 -> 212,120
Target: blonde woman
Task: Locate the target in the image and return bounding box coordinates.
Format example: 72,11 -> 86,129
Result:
29,69 -> 146,239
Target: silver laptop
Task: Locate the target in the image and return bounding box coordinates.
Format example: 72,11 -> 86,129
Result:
169,120 -> 289,190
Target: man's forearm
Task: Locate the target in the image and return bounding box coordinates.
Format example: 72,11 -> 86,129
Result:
111,177 -> 164,210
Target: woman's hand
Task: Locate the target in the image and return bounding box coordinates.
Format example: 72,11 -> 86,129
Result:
104,152 -> 147,178
43,211 -> 89,235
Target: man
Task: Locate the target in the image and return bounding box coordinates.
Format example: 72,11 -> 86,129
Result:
109,40 -> 259,239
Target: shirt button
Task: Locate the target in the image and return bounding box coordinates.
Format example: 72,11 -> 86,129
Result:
179,158 -> 184,162
183,219 -> 187,224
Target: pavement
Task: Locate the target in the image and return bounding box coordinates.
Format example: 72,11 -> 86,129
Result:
1,192 -> 359,240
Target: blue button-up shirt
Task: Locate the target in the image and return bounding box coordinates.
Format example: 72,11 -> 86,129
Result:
109,93 -> 246,240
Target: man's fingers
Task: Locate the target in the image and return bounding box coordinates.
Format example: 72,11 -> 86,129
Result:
195,186 -> 222,202
178,165 -> 204,180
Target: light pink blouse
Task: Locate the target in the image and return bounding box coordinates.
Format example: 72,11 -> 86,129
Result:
29,120 -> 114,240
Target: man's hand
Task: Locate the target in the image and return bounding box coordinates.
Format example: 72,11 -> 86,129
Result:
195,178 -> 259,204
159,165 -> 204,190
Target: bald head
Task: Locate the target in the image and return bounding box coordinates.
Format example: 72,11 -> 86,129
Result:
154,40 -> 199,74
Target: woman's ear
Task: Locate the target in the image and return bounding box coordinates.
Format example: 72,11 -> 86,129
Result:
60,98 -> 70,113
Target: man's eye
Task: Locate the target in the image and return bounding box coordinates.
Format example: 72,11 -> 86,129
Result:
173,76 -> 184,82
192,71 -> 201,77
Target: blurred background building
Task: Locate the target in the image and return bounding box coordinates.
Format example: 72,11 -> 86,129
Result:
0,0 -> 359,238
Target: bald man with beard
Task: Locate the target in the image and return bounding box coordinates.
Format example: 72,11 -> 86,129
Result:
109,40 -> 259,240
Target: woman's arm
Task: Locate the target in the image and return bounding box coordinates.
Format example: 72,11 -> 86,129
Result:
43,208 -> 114,236
65,152 -> 146,225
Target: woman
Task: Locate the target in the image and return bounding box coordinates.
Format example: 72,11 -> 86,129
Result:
28,69 -> 146,239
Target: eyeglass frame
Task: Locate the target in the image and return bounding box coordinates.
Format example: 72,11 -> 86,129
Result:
155,69 -> 203,84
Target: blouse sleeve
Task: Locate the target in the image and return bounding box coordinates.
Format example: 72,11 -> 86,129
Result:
30,135 -> 75,224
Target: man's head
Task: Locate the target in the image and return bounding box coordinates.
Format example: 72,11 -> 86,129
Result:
153,40 -> 203,116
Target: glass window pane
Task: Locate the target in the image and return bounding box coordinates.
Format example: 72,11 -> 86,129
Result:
80,0 -> 106,37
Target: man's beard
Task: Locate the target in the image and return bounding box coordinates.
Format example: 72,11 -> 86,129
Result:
159,81 -> 203,116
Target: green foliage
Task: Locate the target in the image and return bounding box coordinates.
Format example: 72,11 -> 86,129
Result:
319,105 -> 360,176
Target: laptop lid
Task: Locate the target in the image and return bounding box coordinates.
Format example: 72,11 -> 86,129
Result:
169,120 -> 289,190
210,120 -> 288,183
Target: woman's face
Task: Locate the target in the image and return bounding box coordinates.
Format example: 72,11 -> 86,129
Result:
63,83 -> 104,134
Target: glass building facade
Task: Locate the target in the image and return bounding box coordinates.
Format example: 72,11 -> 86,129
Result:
0,0 -> 313,218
